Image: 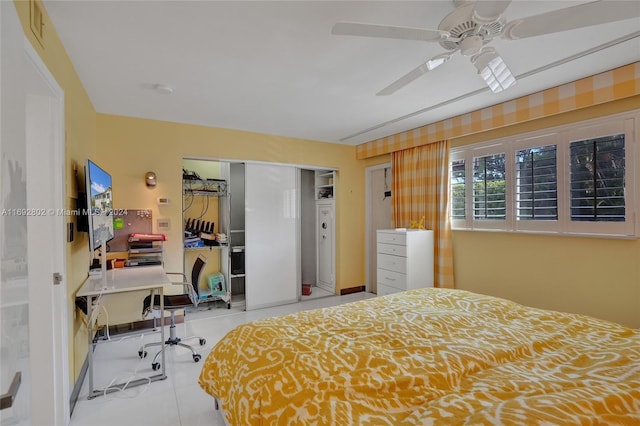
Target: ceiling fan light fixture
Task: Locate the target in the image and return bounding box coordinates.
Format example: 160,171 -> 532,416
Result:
459,35 -> 483,56
473,48 -> 515,93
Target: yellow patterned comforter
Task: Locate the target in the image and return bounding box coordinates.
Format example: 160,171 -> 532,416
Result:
199,288 -> 640,425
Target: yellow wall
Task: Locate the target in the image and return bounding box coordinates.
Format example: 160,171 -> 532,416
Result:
452,231 -> 640,327
12,0 -> 98,383
95,114 -> 366,324
451,97 -> 640,328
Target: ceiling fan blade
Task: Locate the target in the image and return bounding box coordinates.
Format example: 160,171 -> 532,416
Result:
472,0 -> 512,24
376,63 -> 431,96
502,0 -> 640,40
377,53 -> 453,96
332,22 -> 449,42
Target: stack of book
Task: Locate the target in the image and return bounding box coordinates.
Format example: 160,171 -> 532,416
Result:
126,233 -> 166,267
184,234 -> 203,248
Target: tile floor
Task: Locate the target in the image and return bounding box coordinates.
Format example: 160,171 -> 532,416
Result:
69,290 -> 374,426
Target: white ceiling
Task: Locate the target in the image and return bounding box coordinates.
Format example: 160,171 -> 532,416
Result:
43,1 -> 640,146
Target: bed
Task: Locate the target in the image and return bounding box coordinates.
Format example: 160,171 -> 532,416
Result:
198,288 -> 640,425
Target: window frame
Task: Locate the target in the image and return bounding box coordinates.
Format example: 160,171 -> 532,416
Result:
450,111 -> 638,239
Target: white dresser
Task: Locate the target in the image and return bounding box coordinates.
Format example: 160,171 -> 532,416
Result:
376,229 -> 434,296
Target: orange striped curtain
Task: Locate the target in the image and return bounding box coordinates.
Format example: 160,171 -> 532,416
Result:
392,140 -> 454,288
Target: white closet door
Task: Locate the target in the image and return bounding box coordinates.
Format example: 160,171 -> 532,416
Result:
245,163 -> 299,310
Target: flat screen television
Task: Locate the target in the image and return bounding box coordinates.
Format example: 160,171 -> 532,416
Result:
83,159 -> 114,252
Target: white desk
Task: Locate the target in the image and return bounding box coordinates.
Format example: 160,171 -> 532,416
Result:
76,265 -> 171,399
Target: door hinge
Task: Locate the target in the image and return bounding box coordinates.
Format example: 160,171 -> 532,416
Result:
53,272 -> 63,285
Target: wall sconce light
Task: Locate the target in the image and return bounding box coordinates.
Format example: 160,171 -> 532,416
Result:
145,171 -> 157,188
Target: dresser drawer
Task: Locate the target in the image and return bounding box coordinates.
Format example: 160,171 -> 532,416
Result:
377,253 -> 407,274
377,282 -> 404,297
377,231 -> 407,246
377,268 -> 407,290
377,243 -> 407,257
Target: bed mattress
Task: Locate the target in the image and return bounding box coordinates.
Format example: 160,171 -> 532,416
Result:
199,288 -> 640,425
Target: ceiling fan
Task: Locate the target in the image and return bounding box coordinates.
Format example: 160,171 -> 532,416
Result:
332,0 -> 640,95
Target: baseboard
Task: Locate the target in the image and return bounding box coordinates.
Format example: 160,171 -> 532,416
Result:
340,285 -> 365,295
70,351 -> 89,416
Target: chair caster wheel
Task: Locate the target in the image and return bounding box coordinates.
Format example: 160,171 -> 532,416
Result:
152,362 -> 161,371
227,303 -> 231,309
138,350 -> 147,359
199,338 -> 206,346
193,354 -> 201,362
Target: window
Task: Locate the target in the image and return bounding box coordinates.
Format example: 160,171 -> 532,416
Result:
473,154 -> 506,220
450,113 -> 637,238
516,145 -> 557,221
569,134 -> 625,222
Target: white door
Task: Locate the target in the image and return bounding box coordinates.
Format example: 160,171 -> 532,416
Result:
1,4 -> 68,424
244,163 -> 299,310
316,201 -> 334,292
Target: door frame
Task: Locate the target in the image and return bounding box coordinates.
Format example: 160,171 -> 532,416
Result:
365,162 -> 391,293
23,37 -> 69,425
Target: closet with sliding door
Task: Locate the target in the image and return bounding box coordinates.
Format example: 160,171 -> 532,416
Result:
185,158 -> 336,311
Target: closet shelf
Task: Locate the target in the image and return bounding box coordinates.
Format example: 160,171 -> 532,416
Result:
183,167 -> 232,309
183,179 -> 227,197
315,169 -> 335,200
184,244 -> 228,251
